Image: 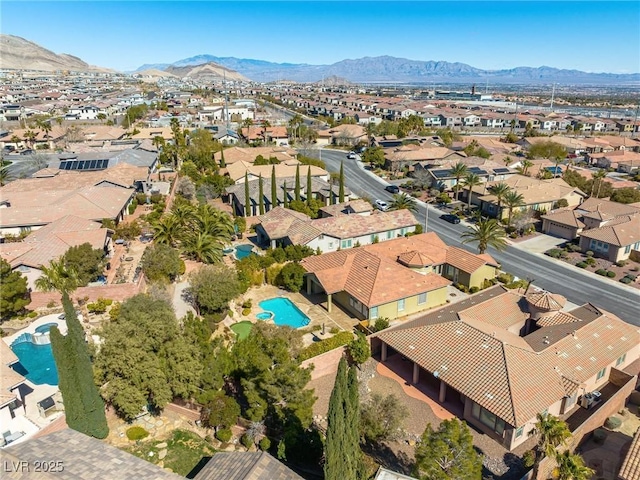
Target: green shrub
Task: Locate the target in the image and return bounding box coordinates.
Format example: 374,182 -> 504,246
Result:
329,327 -> 340,334
586,250 -> 594,257
27,311 -> 38,318
522,450 -> 536,468
616,260 -> 628,267
606,271 -> 616,278
595,269 -> 607,276
87,298 -> 113,314
242,299 -> 252,309
546,249 -> 564,259
593,428 -> 607,444
621,277 -> 632,284
584,257 -> 597,266
265,263 -> 284,286
242,308 -> 251,316
414,224 -> 423,234
241,433 -> 253,449
372,317 -> 390,333
567,243 -> 582,252
216,428 -> 232,443
135,193 -> 148,205
628,391 -> 640,405
128,200 -> 138,214
505,280 -> 527,289
259,437 -> 271,451
279,262 -> 305,292
496,272 -> 514,284
455,283 -> 469,293
150,193 -> 163,204
126,426 -> 149,441
298,331 -> 354,361
469,286 -> 479,294
576,262 -> 588,268
631,266 -> 640,272
604,416 -> 622,429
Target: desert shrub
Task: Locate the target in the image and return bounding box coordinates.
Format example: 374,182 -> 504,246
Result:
242,308 -> 251,316
606,271 -> 616,278
259,437 -> 271,451
481,278 -> 497,289
604,416 -> 622,429
616,260 -> 628,267
27,311 -> 38,318
593,428 -> 607,444
469,286 -> 479,294
546,248 -> 564,259
497,272 -> 514,284
298,331 -> 353,361
87,297 -> 113,314
241,433 -> 254,449
505,280 -> 527,289
595,269 -> 607,276
631,266 -> 640,272
242,299 -> 252,309
128,200 -> 138,214
126,426 -> 149,441
584,257 -> 597,266
135,192 -> 148,204
215,428 -> 232,443
586,250 -> 594,257
522,450 -> 536,468
619,277 -> 632,284
576,262 -> 588,269
329,326 -> 340,334
567,243 -> 582,252
455,283 -> 469,293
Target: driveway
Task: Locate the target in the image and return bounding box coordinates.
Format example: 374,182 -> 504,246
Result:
511,234 -> 567,254
172,280 -> 195,320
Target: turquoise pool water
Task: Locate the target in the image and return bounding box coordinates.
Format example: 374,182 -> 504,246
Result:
256,312 -> 273,320
259,298 -> 310,328
235,244 -> 254,259
10,324 -> 59,385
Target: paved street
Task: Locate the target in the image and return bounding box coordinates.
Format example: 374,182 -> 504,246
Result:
315,148 -> 640,325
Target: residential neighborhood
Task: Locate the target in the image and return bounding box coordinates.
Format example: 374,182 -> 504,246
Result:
1,14 -> 640,480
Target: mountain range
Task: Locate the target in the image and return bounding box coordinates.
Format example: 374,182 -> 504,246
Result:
1,34 -> 638,85
135,54 -> 640,84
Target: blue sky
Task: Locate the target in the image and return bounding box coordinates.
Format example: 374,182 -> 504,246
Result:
2,2 -> 639,73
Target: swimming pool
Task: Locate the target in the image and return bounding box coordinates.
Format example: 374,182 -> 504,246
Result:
10,323 -> 59,385
235,244 -> 255,260
258,298 -> 310,328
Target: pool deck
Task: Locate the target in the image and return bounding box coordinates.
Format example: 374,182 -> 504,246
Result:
2,314 -> 67,445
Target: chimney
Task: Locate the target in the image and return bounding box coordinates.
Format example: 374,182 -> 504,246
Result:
471,84 -> 476,95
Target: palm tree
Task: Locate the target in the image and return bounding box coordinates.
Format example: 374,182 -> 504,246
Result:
553,451 -> 594,480
35,258 -> 79,294
192,204 -> 234,241
489,182 -> 511,218
462,172 -> 482,213
450,162 -> 468,201
389,192 -> 418,212
152,214 -> 182,246
532,413 -> 571,460
461,218 -> 508,254
261,120 -> 271,146
182,232 -> 223,264
97,113 -> 107,123
0,165 -> 13,186
24,130 -> 37,148
288,114 -> 304,144
502,191 -> 525,227
517,159 -> 534,176
591,169 -> 607,198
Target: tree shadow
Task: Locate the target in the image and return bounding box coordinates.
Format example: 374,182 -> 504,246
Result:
474,445 -> 527,480
361,441 -> 413,476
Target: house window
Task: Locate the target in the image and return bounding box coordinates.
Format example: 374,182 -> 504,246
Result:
370,234 -> 376,243
398,298 -> 405,311
20,226 -> 32,234
515,427 -> 524,438
616,354 -> 626,366
386,230 -> 393,240
625,245 -> 631,254
370,306 -> 378,320
596,367 -> 606,380
472,402 -> 505,436
418,292 -> 427,305
341,239 -> 352,249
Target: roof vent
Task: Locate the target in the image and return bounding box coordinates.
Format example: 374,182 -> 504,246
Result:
543,339 -> 550,345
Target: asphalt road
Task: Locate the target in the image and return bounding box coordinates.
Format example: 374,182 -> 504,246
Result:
315,149 -> 640,325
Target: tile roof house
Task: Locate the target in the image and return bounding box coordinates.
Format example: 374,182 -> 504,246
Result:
0,215 -> 110,290
193,451 -> 303,480
225,161 -> 329,185
0,341 -> 28,446
300,233 -> 500,320
256,207 -> 419,253
470,175 -> 586,220
226,177 -> 351,217
373,285 -> 639,451
542,197 -> 640,242
619,428 -> 640,480
578,215 -> 640,262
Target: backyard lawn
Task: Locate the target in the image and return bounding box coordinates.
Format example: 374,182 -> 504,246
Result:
230,321 -> 253,340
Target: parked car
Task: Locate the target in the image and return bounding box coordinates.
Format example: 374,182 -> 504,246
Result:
440,214 -> 461,224
375,199 -> 389,211
347,152 -> 356,159
385,185 -> 400,194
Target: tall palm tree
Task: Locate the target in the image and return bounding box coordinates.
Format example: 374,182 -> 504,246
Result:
462,172 -> 482,213
502,191 -> 525,227
450,162 -> 468,201
192,204 -> 234,241
518,159 -> 534,176
389,192 -> 418,212
489,182 -> 511,218
182,232 -> 223,264
35,258 -> 79,294
152,214 -> 182,247
591,169 -> 607,198
288,114 -> 304,144
24,130 -> 37,148
461,218 -> 508,254
261,120 -> 271,146
553,451 -> 594,480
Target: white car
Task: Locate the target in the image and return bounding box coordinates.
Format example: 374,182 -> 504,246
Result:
375,199 -> 389,211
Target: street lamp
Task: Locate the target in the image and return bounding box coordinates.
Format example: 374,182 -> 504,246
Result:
424,198 -> 436,232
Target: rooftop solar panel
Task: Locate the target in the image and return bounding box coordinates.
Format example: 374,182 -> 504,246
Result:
493,168 -> 511,174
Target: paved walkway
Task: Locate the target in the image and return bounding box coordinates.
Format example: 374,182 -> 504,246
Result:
172,280 -> 196,320
510,233 -> 567,254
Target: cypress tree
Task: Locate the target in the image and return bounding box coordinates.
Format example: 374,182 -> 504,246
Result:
271,165 -> 277,208
329,179 -> 334,205
244,172 -> 251,216
306,167 -> 313,207
258,174 -> 265,215
219,148 -> 226,168
346,365 -> 364,477
295,164 -> 301,202
283,181 -> 289,208
339,161 -> 345,203
51,293 -> 108,438
325,358 -> 349,480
